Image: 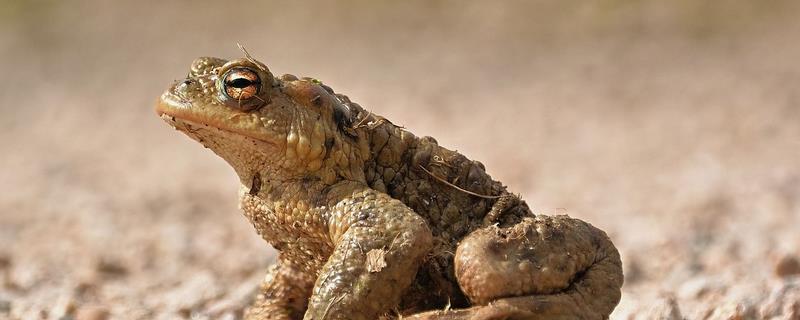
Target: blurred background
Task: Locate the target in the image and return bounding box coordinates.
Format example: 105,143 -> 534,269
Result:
2,1 -> 800,319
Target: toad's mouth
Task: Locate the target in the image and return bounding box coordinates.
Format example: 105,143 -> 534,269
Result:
156,91 -> 276,146
158,113 -> 278,153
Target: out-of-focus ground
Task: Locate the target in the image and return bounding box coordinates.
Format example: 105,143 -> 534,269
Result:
1,1 -> 800,319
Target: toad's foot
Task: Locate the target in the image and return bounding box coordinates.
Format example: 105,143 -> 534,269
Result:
408,215 -> 623,320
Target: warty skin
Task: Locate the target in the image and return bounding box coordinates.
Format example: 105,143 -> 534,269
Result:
156,55 -> 623,320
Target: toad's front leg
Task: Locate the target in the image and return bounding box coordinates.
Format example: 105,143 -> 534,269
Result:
304,189 -> 433,320
245,261 -> 315,320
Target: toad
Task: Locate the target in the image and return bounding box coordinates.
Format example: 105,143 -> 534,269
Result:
156,52 -> 623,320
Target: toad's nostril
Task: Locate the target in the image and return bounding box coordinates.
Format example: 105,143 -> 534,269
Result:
175,79 -> 195,97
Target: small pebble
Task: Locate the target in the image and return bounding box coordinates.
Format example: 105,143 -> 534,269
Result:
0,299 -> 10,313
51,295 -> 77,319
8,264 -> 43,290
678,276 -> 725,300
776,254 -> 800,278
96,258 -> 128,278
623,255 -> 644,284
219,311 -> 238,320
645,295 -> 682,320
707,303 -> 755,320
0,254 -> 10,269
73,280 -> 98,298
75,306 -> 110,320
177,307 -> 192,319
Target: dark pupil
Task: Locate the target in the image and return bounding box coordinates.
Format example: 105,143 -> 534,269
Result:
228,77 -> 255,88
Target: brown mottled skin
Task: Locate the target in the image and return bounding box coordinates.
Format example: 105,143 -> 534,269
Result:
156,55 -> 623,320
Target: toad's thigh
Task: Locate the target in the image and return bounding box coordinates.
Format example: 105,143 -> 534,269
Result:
454,215 -> 614,305
407,215 -> 622,319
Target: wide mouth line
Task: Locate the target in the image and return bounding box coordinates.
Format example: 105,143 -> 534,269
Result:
155,91 -> 191,115
157,99 -> 276,146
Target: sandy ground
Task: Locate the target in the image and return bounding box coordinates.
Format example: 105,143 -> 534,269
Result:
1,1 -> 800,319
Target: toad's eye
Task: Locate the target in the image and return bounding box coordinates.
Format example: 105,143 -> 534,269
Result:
223,68 -> 260,99
216,66 -> 272,111
222,67 -> 261,101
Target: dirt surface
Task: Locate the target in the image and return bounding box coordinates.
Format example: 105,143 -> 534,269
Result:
1,1 -> 799,319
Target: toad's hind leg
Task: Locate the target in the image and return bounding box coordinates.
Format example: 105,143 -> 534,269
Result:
410,215 -> 623,320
